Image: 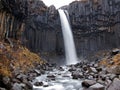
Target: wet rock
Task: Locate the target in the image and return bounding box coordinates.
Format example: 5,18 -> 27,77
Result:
2,77 -> 10,85
107,78 -> 120,90
89,67 -> 98,73
94,64 -> 98,68
24,81 -> 33,89
74,62 -> 82,68
105,79 -> 112,86
72,71 -> 84,79
58,67 -> 64,71
89,83 -> 105,90
43,84 -> 49,87
83,65 -> 88,71
40,69 -> 45,74
34,69 -> 41,75
16,74 -> 27,82
109,74 -> 116,80
12,78 -> 21,83
68,66 -> 76,72
88,76 -> 94,80
34,82 -> 43,86
16,74 -> 26,79
82,80 -> 96,88
111,48 -> 120,56
11,83 -> 24,90
99,75 -> 106,81
0,87 -> 6,90
96,67 -> 102,72
97,79 -> 105,85
47,75 -> 56,80
2,76 -> 11,89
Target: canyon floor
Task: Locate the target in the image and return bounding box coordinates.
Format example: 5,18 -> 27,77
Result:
1,41 -> 120,90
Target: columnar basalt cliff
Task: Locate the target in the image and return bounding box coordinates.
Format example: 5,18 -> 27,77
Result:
68,0 -> 120,57
0,0 -> 120,58
24,2 -> 64,54
24,0 -> 120,58
0,0 -> 28,47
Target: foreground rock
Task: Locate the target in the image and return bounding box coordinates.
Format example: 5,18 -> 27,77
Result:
107,78 -> 120,90
86,83 -> 105,90
82,80 -> 96,88
72,71 -> 84,79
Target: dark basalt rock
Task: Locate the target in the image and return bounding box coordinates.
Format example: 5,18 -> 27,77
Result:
34,82 -> 43,86
1,0 -> 28,20
82,80 -> 96,88
72,71 -> 84,79
111,48 -> 120,56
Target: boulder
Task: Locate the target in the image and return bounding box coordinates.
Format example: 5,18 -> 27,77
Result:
88,83 -> 105,90
72,71 -> 84,79
47,74 -> 56,80
82,80 -> 96,88
0,87 -> 6,90
107,66 -> 120,75
111,48 -> 120,56
2,77 -> 10,85
11,83 -> 24,90
89,67 -> 98,73
107,78 -> 120,90
34,82 -> 43,86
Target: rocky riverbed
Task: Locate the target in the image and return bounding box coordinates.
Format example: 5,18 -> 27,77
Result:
32,60 -> 120,90
1,49 -> 120,90
1,61 -> 120,90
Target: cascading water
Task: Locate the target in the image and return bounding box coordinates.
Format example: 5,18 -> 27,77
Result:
58,9 -> 78,65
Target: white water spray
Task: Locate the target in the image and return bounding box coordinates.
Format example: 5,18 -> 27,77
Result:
58,9 -> 78,65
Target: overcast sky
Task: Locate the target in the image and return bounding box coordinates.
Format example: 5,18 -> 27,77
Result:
43,0 -> 76,9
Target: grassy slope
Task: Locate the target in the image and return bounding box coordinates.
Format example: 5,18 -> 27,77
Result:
0,41 -> 45,77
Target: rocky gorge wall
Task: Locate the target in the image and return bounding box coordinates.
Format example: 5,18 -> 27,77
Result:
0,0 -> 27,46
24,0 -> 120,58
0,0 -> 120,58
68,0 -> 120,57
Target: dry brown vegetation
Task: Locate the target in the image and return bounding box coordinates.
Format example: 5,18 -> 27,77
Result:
0,41 -> 44,77
99,50 -> 120,67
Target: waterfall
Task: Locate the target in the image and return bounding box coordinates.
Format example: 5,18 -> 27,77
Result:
58,9 -> 78,65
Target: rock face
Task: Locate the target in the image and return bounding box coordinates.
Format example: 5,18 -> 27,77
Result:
68,0 -> 120,57
0,0 -> 120,58
24,0 -> 120,58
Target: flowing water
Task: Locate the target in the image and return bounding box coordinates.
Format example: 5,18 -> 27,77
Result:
58,9 -> 78,65
32,10 -> 81,90
33,66 -> 82,90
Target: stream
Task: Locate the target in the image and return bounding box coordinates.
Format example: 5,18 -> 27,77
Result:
33,65 -> 83,90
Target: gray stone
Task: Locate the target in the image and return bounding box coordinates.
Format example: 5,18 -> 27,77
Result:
89,83 -> 105,90
34,69 -> 41,75
107,78 -> 120,90
0,87 -> 6,90
47,74 -> 56,80
107,66 -> 120,75
2,77 -> 10,85
109,74 -> 116,80
111,48 -> 120,55
97,79 -> 105,85
82,80 -> 96,88
34,82 -> 43,86
88,76 -> 94,80
89,67 -> 98,73
11,83 -> 23,90
72,71 -> 84,79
